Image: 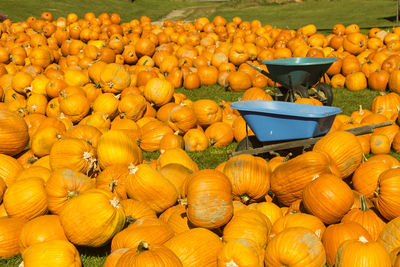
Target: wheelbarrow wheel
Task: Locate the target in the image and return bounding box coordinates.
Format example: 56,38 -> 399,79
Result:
283,85 -> 309,102
314,82 -> 334,106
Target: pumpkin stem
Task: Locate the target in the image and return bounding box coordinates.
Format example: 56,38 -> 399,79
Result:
225,260 -> 239,267
67,190 -> 79,200
373,185 -> 380,198
109,179 -> 118,192
359,194 -> 369,212
137,241 -> 149,253
240,194 -> 251,204
358,236 -> 369,243
178,197 -> 187,206
27,156 -> 38,164
109,196 -> 120,209
128,163 -> 139,174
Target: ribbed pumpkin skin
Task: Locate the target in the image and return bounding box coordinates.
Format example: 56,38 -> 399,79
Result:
352,160 -> 391,199
126,164 -> 178,213
110,222 -> 175,252
95,164 -> 130,200
322,222 -> 372,266
3,177 -> 47,220
265,227 -> 326,267
164,227 -> 223,267
144,78 -> 174,107
62,124 -> 102,148
156,148 -> 199,173
271,151 -> 340,206
167,104 -> 197,134
21,239 -> 81,267
120,199 -> 157,225
222,209 -> 272,249
341,200 -> 386,241
247,201 -> 283,226
165,204 -> 192,234
18,214 -> 68,253
49,138 -> 96,175
374,168 -> 400,220
221,154 -> 270,204
103,248 -> 130,267
116,243 -> 183,267
0,110 -> 29,156
269,213 -> 326,241
217,239 -> 264,267
186,169 -> 233,229
0,154 -> 23,187
45,169 -> 95,214
335,238 -> 391,267
313,130 -> 363,178
59,189 -> 125,247
378,216 -> 400,253
303,173 -> 354,224
159,163 -> 193,198
97,130 -> 142,170
0,217 -> 26,258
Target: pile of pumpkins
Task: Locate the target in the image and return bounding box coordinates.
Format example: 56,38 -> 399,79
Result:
0,11 -> 400,266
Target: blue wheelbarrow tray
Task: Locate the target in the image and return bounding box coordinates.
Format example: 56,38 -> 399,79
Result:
261,57 -> 338,89
230,100 -> 342,142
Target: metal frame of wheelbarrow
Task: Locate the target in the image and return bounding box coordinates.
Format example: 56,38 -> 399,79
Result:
246,57 -> 338,106
229,121 -> 393,159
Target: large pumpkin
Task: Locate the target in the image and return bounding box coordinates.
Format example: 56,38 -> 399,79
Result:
20,239 -> 81,267
125,164 -> 178,213
100,63 -> 131,93
97,130 -> 142,170
265,227 -> 326,267
0,110 -> 29,156
271,151 -> 340,206
59,189 -> 125,247
186,169 -> 233,229
313,130 -> 363,178
374,168 -> 400,220
0,217 -> 26,258
143,77 -> 174,107
303,173 -> 354,224
221,154 -> 270,204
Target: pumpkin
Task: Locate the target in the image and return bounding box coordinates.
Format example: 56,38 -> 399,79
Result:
30,126 -> 63,157
389,69 -> 400,93
156,148 -> 199,173
62,124 -> 102,148
223,209 -> 272,249
374,168 -> 400,220
116,242 -> 183,267
303,173 -> 354,224
59,189 -> 125,247
378,216 -> 400,253
247,201 -> 283,226
110,219 -> 174,252
371,92 -> 400,121
204,121 -> 234,147
0,154 -> 23,187
271,151 -> 341,206
111,117 -> 142,142
335,236 -> 391,267
183,128 -> 210,152
345,71 -> 367,91
97,130 -> 142,169
126,164 -> 178,213
270,213 -> 326,241
322,222 -> 372,266
341,195 -> 386,241
15,166 -> 51,183
100,63 -> 131,93
164,227 -> 223,267
159,132 -> 184,151
95,164 -> 130,200
265,227 -> 326,267
140,121 -> 174,152
18,214 -> 68,253
49,138 -> 97,175
192,99 -> 223,127
3,177 -> 47,220
343,32 -> 367,55
120,199 -> 157,226
370,134 -> 391,154
369,70 -> 390,91
159,163 -> 193,198
0,110 -> 29,156
352,160 -> 391,199
221,154 -> 270,204
20,239 -> 81,267
167,104 -> 197,134
185,169 -> 233,229
227,71 -> 252,91
92,93 -> 120,119
313,130 -> 363,178
143,77 -> 174,107
0,217 -> 26,258
118,94 -> 147,121
217,239 -> 264,267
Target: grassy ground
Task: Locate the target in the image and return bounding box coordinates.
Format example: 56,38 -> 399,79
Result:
0,0 -> 398,266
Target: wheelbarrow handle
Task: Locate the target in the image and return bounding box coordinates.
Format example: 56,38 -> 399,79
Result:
245,62 -> 272,79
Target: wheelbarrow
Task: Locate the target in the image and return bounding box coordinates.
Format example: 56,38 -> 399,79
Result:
247,57 -> 337,106
228,100 -> 393,158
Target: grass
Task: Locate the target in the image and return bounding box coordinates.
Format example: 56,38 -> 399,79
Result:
0,0 -> 398,266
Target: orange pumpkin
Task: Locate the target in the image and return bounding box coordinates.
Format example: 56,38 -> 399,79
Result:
0,110 -> 29,156
0,217 -> 26,258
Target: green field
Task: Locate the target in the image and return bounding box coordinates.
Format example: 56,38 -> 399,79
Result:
0,0 -> 398,266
